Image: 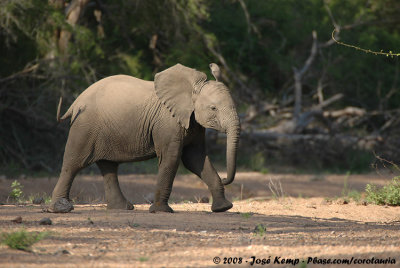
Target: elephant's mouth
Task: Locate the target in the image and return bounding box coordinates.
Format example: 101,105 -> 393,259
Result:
207,118 -> 223,132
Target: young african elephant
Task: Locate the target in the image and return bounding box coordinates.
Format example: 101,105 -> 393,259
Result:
50,63 -> 240,213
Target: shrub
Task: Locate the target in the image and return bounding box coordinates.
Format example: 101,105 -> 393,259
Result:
9,180 -> 23,202
1,230 -> 48,251
366,177 -> 400,206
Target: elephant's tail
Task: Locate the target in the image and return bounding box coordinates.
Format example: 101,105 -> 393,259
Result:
56,97 -> 73,123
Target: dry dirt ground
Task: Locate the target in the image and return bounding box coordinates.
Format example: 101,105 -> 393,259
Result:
0,171 -> 400,267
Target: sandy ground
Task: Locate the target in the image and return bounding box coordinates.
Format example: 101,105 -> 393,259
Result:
0,171 -> 400,267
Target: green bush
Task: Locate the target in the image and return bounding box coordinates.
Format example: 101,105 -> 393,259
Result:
366,177 -> 400,205
10,180 -> 23,202
1,230 -> 48,251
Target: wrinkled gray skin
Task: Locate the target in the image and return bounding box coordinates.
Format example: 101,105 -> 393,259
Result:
50,63 -> 240,213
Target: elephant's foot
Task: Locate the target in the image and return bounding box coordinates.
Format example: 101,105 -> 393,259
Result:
149,203 -> 174,213
48,198 -> 74,213
211,198 -> 233,212
107,199 -> 134,210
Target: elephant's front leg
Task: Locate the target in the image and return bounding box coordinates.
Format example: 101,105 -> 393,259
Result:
182,143 -> 233,212
149,140 -> 182,213
97,160 -> 133,210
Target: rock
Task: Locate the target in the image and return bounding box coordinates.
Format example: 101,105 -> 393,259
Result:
61,249 -> 71,254
12,216 -> 22,224
55,249 -> 71,255
52,198 -> 74,213
39,217 -> 52,225
33,197 -> 44,204
199,196 -> 209,203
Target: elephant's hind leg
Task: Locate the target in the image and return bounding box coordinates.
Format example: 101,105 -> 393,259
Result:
50,163 -> 82,213
97,160 -> 133,210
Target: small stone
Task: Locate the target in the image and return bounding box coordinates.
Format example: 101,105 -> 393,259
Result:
331,231 -> 335,234
12,216 -> 22,224
199,196 -> 209,203
39,217 -> 52,225
53,198 -> 74,213
55,249 -> 71,255
33,197 -> 44,204
342,199 -> 349,204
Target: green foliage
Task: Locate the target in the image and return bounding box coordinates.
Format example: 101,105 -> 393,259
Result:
139,256 -> 149,262
1,230 -> 48,251
366,177 -> 400,205
253,224 -> 266,236
332,29 -> 400,57
237,152 -> 269,173
299,260 -> 308,268
347,190 -> 362,202
10,180 -> 23,201
241,212 -> 253,219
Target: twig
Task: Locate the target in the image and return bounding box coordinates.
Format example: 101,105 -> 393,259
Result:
268,178 -> 284,199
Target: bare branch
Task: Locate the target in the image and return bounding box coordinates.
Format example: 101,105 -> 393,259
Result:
293,30 -> 318,120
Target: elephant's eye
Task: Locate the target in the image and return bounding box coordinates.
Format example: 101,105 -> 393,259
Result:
210,105 -> 217,111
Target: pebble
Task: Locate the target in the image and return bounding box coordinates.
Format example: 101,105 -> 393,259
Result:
33,197 -> 44,204
55,249 -> 71,255
39,217 -> 52,225
12,216 -> 22,224
61,249 -> 71,254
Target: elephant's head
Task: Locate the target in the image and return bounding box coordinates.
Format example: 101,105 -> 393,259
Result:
154,64 -> 240,185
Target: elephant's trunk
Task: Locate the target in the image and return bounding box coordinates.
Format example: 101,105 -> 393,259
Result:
221,118 -> 240,186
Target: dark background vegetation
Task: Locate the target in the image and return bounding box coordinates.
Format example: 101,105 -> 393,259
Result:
1,0 -> 400,176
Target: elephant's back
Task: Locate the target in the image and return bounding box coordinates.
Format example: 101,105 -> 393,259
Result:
67,75 -> 156,119
75,75 -> 154,104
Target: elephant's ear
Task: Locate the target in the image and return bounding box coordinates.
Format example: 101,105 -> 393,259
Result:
154,64 -> 207,129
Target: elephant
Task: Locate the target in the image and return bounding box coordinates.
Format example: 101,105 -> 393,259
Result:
50,63 -> 240,213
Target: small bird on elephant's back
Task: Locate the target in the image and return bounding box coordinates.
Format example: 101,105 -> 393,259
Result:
50,63 -> 240,214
